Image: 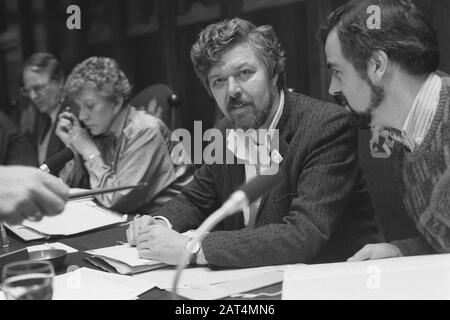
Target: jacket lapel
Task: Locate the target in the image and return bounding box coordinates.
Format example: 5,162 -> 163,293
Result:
254,91 -> 292,225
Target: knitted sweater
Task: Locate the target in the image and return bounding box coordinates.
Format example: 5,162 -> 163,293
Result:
391,76 -> 450,256
155,91 -> 383,268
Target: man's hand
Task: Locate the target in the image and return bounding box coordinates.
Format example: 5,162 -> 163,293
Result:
347,243 -> 402,262
0,166 -> 69,224
135,224 -> 190,265
126,215 -> 168,246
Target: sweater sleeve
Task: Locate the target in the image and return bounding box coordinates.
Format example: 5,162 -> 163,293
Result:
396,168 -> 450,255
201,110 -> 360,267
391,236 -> 436,256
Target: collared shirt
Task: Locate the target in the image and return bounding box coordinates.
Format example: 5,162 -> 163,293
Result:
38,105 -> 61,164
61,106 -> 193,212
226,90 -> 284,226
389,72 -> 441,152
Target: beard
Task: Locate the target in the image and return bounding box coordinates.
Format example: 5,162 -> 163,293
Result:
335,81 -> 384,129
227,92 -> 274,130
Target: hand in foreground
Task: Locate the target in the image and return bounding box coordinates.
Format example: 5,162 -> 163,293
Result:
0,166 -> 69,224
135,224 -> 190,265
347,243 -> 402,262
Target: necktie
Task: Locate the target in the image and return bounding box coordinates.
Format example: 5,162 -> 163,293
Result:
39,113 -> 52,144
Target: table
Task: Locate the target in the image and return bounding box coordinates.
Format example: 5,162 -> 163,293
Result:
2,224 -> 282,300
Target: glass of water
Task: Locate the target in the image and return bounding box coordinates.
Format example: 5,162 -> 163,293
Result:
2,260 -> 54,300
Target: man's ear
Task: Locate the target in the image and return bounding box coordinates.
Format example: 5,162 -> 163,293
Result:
367,50 -> 389,84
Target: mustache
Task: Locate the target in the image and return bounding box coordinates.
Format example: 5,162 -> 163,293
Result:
227,96 -> 252,110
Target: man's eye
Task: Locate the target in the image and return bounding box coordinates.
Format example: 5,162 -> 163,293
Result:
212,78 -> 226,88
333,70 -> 341,78
238,70 -> 253,80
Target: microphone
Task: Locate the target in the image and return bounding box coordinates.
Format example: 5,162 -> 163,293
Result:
39,147 -> 75,174
212,171 -> 286,222
171,170 -> 286,298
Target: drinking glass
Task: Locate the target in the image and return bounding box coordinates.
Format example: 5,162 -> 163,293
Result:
2,260 -> 54,300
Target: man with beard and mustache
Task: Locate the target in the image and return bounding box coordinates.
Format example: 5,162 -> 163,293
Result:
126,18 -> 382,268
319,0 -> 450,261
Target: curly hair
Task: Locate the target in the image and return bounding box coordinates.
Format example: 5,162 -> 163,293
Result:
191,18 -> 286,95
318,0 -> 439,78
65,57 -> 132,105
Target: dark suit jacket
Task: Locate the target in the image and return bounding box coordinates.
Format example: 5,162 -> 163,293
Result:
155,92 -> 383,268
32,97 -> 78,170
0,110 -> 37,166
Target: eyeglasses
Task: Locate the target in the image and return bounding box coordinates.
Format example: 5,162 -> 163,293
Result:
20,80 -> 52,98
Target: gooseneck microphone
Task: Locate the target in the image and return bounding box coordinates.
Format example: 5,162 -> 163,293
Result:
171,170 -> 286,298
39,147 -> 75,174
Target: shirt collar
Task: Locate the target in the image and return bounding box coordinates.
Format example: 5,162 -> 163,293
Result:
226,90 -> 284,161
49,104 -> 61,124
108,105 -> 130,138
390,72 -> 441,152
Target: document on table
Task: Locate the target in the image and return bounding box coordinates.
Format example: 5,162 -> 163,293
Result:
282,253 -> 450,300
86,244 -> 166,275
27,242 -> 78,253
134,264 -> 286,290
53,267 -> 155,300
5,200 -> 127,241
172,270 -> 284,300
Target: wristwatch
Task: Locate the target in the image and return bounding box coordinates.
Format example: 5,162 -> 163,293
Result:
185,238 -> 201,265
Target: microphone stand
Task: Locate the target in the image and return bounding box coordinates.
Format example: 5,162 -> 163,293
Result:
171,191 -> 248,299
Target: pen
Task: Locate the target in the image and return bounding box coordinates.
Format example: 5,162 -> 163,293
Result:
0,223 -> 10,248
69,182 -> 148,200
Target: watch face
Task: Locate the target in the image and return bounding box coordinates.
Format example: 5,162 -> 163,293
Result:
187,239 -> 200,253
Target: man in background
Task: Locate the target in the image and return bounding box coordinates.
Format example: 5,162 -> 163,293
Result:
20,53 -> 77,167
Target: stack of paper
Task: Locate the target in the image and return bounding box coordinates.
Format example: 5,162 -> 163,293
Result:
86,244 -> 166,275
53,267 -> 155,300
0,268 -> 156,300
134,264 -> 289,300
6,200 -> 127,241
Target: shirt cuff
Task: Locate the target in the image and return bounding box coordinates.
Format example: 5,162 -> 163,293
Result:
196,246 -> 207,265
153,216 -> 173,229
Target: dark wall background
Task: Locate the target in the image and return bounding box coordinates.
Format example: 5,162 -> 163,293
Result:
0,0 -> 449,241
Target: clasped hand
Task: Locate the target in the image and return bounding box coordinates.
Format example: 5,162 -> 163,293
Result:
126,215 -> 190,265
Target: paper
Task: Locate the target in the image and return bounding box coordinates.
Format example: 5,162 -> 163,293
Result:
8,200 -> 126,239
282,254 -> 450,300
171,271 -> 284,300
87,244 -> 160,267
53,267 -> 155,300
27,242 -> 78,254
86,244 -> 166,275
134,264 -> 288,290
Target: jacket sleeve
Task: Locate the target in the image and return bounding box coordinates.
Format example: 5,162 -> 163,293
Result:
153,163 -> 222,232
201,110 -> 362,267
